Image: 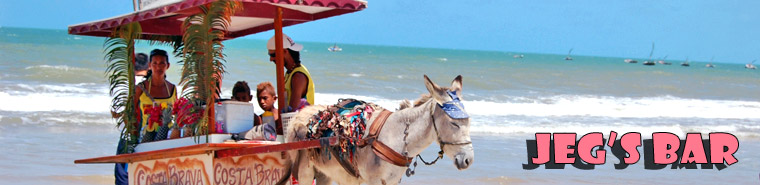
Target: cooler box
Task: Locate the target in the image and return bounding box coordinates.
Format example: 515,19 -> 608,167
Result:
215,101 -> 254,133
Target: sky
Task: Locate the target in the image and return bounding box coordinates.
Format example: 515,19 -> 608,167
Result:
1,0 -> 758,63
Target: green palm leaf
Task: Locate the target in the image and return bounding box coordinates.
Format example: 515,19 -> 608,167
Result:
179,0 -> 240,138
104,22 -> 142,149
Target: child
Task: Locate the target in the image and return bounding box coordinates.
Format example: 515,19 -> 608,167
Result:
231,81 -> 253,102
255,82 -> 279,126
232,82 -> 277,141
231,81 -> 262,125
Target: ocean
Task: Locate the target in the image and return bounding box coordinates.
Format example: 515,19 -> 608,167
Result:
1,27 -> 759,184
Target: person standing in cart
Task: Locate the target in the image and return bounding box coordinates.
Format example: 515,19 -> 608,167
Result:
134,52 -> 149,82
267,34 -> 314,112
134,49 -> 177,142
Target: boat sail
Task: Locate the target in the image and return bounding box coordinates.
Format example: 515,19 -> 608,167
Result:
643,42 -> 655,66
564,48 -> 573,60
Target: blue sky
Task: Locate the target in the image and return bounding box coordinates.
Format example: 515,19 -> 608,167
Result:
1,0 -> 758,63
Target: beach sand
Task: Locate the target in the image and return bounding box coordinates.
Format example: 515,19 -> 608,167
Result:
0,175 -> 112,185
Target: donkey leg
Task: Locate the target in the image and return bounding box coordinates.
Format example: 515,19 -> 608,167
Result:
368,174 -> 404,185
362,164 -> 404,185
294,150 -> 316,185
314,170 -> 332,185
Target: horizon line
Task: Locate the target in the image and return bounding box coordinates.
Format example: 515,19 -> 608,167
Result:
1,26 -> 752,65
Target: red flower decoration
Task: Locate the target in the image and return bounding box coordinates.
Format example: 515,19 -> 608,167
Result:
143,104 -> 164,130
173,98 -> 201,128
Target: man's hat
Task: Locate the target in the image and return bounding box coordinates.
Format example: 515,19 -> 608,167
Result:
267,34 -> 303,51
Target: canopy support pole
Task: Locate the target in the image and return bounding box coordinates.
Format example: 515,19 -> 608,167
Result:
274,7 -> 285,136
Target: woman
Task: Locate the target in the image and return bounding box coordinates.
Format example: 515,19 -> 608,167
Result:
134,49 -> 177,142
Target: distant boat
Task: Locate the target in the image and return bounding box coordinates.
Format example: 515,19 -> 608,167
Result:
642,42 -> 655,66
624,59 -> 638,63
746,60 -> 756,69
706,57 -> 715,68
327,43 -> 342,52
564,48 -> 573,60
657,55 -> 671,65
681,57 -> 690,67
513,54 -> 524,59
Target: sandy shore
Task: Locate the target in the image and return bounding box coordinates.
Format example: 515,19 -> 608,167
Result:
0,175 -> 113,185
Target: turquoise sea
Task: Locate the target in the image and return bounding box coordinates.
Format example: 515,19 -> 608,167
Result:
1,27 -> 759,184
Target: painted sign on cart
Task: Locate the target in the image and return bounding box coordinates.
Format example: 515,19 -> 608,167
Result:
213,152 -> 288,185
129,152 -> 288,185
130,154 -> 213,185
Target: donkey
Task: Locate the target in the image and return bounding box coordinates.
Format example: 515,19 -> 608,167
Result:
279,75 -> 474,185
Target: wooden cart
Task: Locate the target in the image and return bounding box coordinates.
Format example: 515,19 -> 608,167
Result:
69,0 -> 366,184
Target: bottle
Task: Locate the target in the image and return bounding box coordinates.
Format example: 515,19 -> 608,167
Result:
215,102 -> 226,133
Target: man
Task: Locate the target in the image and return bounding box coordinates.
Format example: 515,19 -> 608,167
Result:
134,52 -> 149,82
267,34 -> 314,112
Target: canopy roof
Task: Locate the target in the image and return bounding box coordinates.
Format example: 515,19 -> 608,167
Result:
68,0 -> 367,39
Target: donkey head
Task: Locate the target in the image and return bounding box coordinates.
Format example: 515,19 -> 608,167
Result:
424,75 -> 474,170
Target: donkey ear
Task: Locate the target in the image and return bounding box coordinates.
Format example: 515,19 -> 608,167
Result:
424,75 -> 448,104
451,75 -> 463,97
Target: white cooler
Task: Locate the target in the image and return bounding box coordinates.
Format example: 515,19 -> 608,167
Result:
215,101 -> 255,134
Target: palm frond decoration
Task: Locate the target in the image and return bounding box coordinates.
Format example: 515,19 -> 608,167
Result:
104,22 -> 142,149
178,0 -> 241,137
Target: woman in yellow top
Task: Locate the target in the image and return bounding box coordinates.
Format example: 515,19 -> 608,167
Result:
134,49 -> 177,142
267,34 -> 314,112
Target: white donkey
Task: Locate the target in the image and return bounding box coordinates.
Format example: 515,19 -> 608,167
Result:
279,75 -> 474,185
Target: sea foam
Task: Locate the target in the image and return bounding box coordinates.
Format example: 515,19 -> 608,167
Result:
320,93 -> 760,119
469,95 -> 760,119
3,88 -> 759,138
0,91 -> 110,113
2,86 -> 758,120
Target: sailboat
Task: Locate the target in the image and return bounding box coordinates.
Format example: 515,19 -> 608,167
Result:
706,57 -> 715,68
681,57 -> 690,67
657,55 -> 671,65
327,43 -> 342,52
624,59 -> 638,63
564,48 -> 573,60
745,60 -> 756,69
643,42 -> 655,66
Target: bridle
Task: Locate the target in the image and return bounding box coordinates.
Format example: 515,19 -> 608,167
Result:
363,92 -> 472,177
431,102 -> 473,148
405,98 -> 472,177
